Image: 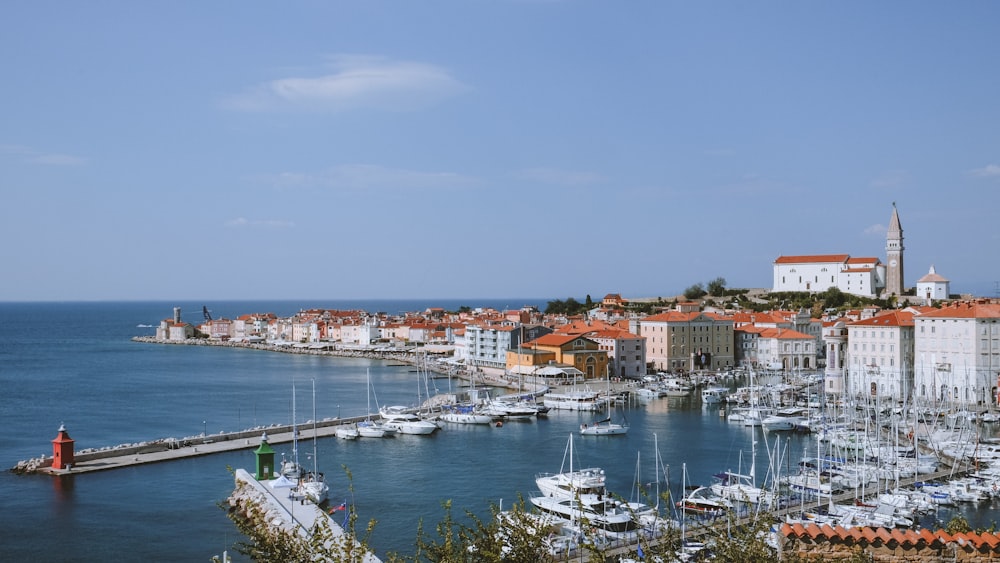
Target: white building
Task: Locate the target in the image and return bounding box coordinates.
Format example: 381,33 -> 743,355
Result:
915,265 -> 950,304
464,324 -> 519,369
845,310 -> 916,402
913,301 -> 1000,407
772,254 -> 885,297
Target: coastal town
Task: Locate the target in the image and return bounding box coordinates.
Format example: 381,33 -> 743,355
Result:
148,207 -> 1000,416
14,204 -> 1000,562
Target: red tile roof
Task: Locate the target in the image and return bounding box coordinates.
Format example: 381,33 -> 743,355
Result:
780,523 -> 1000,550
774,254 -> 850,264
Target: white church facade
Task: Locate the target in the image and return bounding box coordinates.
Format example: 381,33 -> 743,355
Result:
772,204 -> 906,299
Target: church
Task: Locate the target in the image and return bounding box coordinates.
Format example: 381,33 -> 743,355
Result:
771,204 -> 906,298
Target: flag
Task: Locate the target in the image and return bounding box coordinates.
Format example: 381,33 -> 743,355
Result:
328,502 -> 347,513
637,543 -> 644,559
342,505 -> 350,529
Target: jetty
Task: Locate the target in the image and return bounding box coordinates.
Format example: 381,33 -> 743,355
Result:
229,468 -> 381,562
12,415 -> 376,475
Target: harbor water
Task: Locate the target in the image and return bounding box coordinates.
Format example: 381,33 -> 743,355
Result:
1,301 -> 998,561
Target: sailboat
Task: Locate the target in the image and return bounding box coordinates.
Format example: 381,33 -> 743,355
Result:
300,379 -> 330,503
279,382 -> 329,504
580,369 -> 628,436
358,368 -> 393,438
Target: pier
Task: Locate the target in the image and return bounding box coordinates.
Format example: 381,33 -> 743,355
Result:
12,415 -> 375,475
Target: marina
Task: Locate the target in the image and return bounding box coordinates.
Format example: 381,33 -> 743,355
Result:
5,301 -> 1000,561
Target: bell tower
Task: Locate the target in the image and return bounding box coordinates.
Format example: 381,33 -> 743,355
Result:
886,202 -> 904,296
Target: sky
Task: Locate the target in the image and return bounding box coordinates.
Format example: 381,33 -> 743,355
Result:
2,2 -> 998,302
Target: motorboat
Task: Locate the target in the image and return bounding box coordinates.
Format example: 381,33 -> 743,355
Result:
356,419 -> 393,438
701,386 -> 729,404
676,485 -> 730,517
380,408 -> 439,435
335,424 -> 359,440
529,495 -> 639,540
761,407 -> 809,432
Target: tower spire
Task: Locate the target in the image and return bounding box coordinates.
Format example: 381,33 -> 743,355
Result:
886,203 -> 905,296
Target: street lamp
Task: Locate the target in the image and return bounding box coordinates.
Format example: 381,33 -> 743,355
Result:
203,420 -> 207,437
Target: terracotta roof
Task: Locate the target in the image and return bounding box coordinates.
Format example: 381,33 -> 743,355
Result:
532,333 -> 584,346
774,254 -> 850,264
849,310 -> 915,327
757,327 -> 812,339
780,523 -> 1000,550
917,301 -> 1000,319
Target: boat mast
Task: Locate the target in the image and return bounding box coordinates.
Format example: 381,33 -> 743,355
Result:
312,378 -> 318,477
292,382 -> 299,471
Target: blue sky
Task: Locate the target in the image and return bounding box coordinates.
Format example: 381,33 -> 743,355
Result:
2,2 -> 998,302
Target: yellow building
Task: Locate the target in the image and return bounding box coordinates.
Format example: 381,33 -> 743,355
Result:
506,334 -> 610,379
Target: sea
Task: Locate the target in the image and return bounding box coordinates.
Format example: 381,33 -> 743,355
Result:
1,300 -> 998,562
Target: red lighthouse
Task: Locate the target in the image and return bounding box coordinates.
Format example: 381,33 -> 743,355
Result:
51,423 -> 75,471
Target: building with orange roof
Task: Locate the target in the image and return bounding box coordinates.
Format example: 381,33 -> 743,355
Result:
155,307 -> 195,341
913,300 -> 1000,407
845,309 -> 916,401
509,333 -> 609,379
637,304 -> 735,372
755,327 -> 817,371
584,328 -> 647,379
772,205 -> 912,298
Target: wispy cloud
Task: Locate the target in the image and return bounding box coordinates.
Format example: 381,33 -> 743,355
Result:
514,167 -> 604,186
864,223 -> 886,236
0,144 -> 87,166
870,169 -> 907,189
225,217 -> 295,229
968,164 -> 1000,179
224,55 -> 468,113
267,164 -> 478,192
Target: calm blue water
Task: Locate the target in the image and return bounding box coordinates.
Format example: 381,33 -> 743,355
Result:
1,301 -> 996,561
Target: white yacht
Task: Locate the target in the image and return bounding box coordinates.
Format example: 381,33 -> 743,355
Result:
761,407 -> 809,432
529,494 -> 639,540
380,407 -> 439,435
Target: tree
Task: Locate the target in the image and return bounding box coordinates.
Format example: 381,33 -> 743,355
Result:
683,283 -> 706,300
706,277 -> 727,297
410,498 -> 554,563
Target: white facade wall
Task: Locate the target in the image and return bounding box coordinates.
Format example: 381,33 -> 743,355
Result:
591,334 -> 647,379
464,325 -> 514,369
913,314 -> 1000,406
846,324 -> 913,402
773,259 -> 884,297
916,280 -> 949,302
823,322 -> 848,396
773,261 -> 843,293
837,269 -> 880,298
